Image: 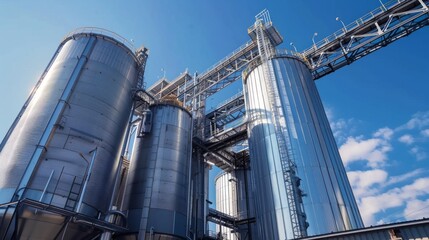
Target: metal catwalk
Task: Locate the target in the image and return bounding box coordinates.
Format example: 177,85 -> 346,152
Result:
0,0 -> 428,239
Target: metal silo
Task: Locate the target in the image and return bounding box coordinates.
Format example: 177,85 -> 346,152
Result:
0,28 -> 147,238
243,54 -> 363,239
123,102 -> 193,240
215,171 -> 238,240
215,169 -> 257,240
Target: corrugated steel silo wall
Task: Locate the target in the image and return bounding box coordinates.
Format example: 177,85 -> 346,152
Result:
244,56 -> 363,239
0,33 -> 140,216
124,103 -> 192,239
215,171 -> 238,240
235,168 -> 258,238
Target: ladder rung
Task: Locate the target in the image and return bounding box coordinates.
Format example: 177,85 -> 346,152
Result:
256,22 -> 305,237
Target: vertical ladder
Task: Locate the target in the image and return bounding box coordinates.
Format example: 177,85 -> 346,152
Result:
136,47 -> 149,90
254,10 -> 306,238
0,203 -> 18,240
65,176 -> 83,211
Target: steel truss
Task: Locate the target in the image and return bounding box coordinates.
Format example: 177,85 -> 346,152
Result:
205,92 -> 245,137
146,1 -> 429,236
149,0 -> 429,113
207,208 -> 255,232
193,125 -> 248,172
178,0 -> 429,173
304,0 -> 429,79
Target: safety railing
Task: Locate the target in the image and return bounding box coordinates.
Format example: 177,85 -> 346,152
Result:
302,0 -> 407,56
214,91 -> 243,110
63,27 -> 135,52
198,40 -> 255,80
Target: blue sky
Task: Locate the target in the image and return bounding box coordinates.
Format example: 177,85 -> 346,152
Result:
0,0 -> 428,227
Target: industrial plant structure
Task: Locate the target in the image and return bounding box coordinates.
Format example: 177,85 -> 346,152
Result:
0,0 -> 428,239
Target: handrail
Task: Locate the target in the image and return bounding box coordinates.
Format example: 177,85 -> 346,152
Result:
63,27 -> 135,52
302,0 -> 406,56
0,201 -> 19,208
214,91 -> 243,110
198,40 -> 255,80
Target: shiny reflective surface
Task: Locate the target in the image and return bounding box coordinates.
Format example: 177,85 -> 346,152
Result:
0,33 -> 140,219
234,168 -> 258,238
215,171 -> 238,240
215,169 -> 257,239
244,56 -> 363,239
124,103 -> 192,239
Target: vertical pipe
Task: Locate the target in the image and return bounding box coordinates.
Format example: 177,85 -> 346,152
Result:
119,123 -> 139,212
39,170 -> 54,202
188,180 -> 194,239
14,36 -> 97,201
190,72 -> 198,240
195,200 -> 198,240
186,111 -> 194,239
184,75 -> 188,105
108,102 -> 136,210
50,167 -> 65,205
243,168 -> 252,240
76,147 -> 98,212
203,164 -> 209,235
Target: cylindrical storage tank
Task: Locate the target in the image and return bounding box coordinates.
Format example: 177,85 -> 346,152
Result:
215,171 -> 238,240
190,150 -> 209,239
215,169 -> 257,240
124,103 -> 192,240
234,168 -> 257,239
0,30 -> 142,218
243,55 -> 363,239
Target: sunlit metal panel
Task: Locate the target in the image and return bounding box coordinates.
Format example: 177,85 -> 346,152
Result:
123,103 -> 192,239
243,55 -> 363,239
0,31 -> 142,238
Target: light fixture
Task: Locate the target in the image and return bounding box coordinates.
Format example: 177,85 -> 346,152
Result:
290,42 -> 297,52
312,32 -> 318,49
336,17 -> 347,31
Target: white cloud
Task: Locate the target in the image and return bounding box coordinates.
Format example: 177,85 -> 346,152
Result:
359,188 -> 404,225
328,109 -> 429,226
373,127 -> 393,140
325,107 -> 334,123
398,134 -> 414,145
347,169 -> 426,224
400,177 -> 429,199
358,177 -> 429,225
330,118 -> 347,139
396,111 -> 429,131
385,168 -> 425,186
410,146 -> 427,160
347,169 -> 387,199
339,135 -> 391,168
325,107 -> 360,145
404,199 -> 429,221
421,129 -> 429,137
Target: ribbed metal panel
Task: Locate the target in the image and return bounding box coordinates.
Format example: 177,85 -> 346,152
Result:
124,103 -> 192,240
215,171 -> 238,240
235,168 -> 258,239
300,218 -> 429,240
0,33 -> 140,218
243,55 -> 363,239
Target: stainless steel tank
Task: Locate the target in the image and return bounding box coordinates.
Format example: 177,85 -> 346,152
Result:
123,103 -> 192,240
234,167 -> 257,239
243,55 -> 363,239
215,169 -> 257,240
215,171 -> 238,240
0,30 -> 142,219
